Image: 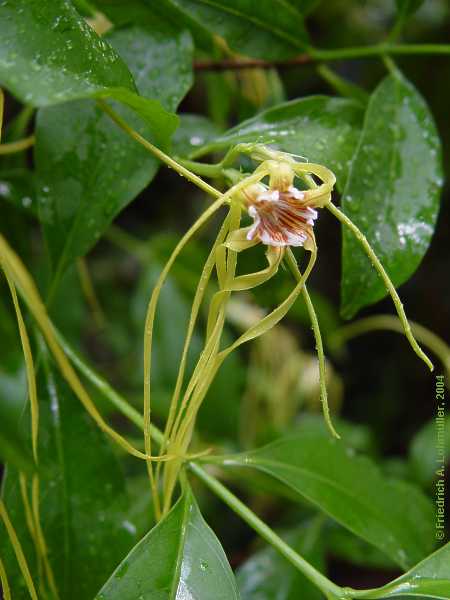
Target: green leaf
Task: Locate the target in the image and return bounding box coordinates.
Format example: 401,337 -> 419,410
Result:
357,542 -> 450,599
0,0 -> 133,104
193,96 -> 364,189
163,0 -> 309,60
36,22 -> 192,277
409,415 -> 450,487
340,72 -> 443,318
237,521 -> 325,600
0,0 -> 177,146
211,432 -> 434,569
97,487 -> 240,599
0,349 -> 138,599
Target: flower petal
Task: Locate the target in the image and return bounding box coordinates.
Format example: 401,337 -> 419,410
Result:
247,186 -> 317,247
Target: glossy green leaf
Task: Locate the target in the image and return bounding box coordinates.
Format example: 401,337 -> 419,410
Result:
163,0 -> 309,60
97,487 -> 240,599
192,96 -> 364,189
0,0 -> 177,146
358,542 -> 450,599
341,72 -> 443,318
212,432 -> 434,569
0,350 -> 138,599
0,0 -> 177,144
0,0 -> 133,104
36,22 -> 192,277
237,521 -> 325,600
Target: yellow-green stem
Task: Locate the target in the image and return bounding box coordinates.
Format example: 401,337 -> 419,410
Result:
285,248 -> 340,438
98,100 -> 220,198
0,500 -> 38,600
0,557 -> 11,600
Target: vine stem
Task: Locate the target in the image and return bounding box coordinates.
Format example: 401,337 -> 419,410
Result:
285,249 -> 339,438
54,330 -> 346,599
97,100 -> 220,198
0,558 -> 11,600
0,501 -> 38,600
311,43 -> 450,60
194,43 -> 450,70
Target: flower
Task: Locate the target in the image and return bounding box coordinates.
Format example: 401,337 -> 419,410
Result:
230,152 -> 335,251
244,183 -> 318,249
247,186 -> 317,246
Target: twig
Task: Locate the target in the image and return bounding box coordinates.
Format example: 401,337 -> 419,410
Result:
194,43 -> 450,71
194,54 -> 312,71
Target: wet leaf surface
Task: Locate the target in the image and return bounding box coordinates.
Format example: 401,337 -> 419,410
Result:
0,0 -> 133,104
0,0 -> 177,146
97,487 -> 240,600
35,22 -> 192,278
340,72 -> 443,318
193,96 -> 364,189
